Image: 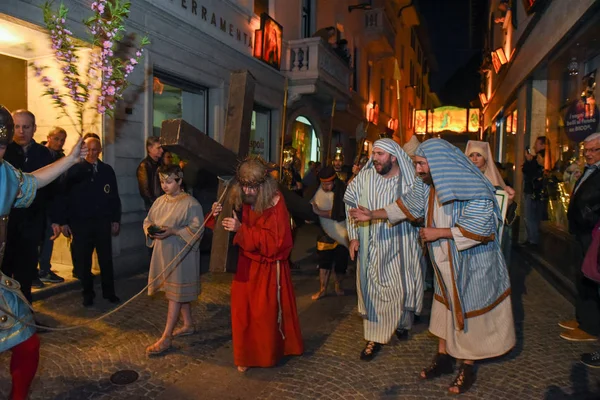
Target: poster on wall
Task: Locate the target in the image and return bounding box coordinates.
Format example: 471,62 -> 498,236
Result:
253,14 -> 283,70
291,120 -> 312,173
249,112 -> 269,160
564,99 -> 599,143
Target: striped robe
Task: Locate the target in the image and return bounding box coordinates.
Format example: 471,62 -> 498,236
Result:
344,167 -> 423,344
389,180 -> 516,359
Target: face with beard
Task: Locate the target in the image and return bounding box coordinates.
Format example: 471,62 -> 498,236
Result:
414,156 -> 433,185
242,185 -> 259,205
372,148 -> 396,176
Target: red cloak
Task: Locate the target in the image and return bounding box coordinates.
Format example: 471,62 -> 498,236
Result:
207,194 -> 304,367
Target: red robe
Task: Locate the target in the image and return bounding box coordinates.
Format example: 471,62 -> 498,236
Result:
207,194 -> 304,367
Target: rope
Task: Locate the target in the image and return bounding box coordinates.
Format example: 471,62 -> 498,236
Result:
0,179 -> 232,332
276,260 -> 285,340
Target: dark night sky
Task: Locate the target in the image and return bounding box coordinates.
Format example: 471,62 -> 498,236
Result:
418,0 -> 482,94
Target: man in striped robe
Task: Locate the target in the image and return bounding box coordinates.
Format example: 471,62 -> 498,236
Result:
350,139 -> 515,394
343,138 -> 423,361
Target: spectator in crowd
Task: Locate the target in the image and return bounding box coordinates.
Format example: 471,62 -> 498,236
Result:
57,136 -> 121,307
2,110 -> 54,298
137,137 -> 164,211
302,161 -> 321,190
163,151 -> 174,166
38,127 -> 68,284
521,136 -> 547,247
560,132 -> 600,348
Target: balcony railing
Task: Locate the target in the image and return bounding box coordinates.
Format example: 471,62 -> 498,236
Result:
364,7 -> 395,58
282,37 -> 351,101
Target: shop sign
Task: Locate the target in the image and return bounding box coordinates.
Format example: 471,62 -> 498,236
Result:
414,106 -> 480,134
153,0 -> 255,54
564,99 -> 599,142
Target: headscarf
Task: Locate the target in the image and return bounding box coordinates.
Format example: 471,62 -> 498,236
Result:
363,138 -> 416,194
316,166 -> 346,221
415,138 -> 500,219
464,140 -> 507,189
402,135 -> 420,157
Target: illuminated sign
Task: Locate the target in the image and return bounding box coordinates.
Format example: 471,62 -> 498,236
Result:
414,106 -> 480,134
253,13 -> 283,70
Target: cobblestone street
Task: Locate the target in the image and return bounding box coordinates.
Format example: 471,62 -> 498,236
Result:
1,252 -> 600,400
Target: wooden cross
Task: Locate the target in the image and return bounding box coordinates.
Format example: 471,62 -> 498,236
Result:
160,71 -> 256,273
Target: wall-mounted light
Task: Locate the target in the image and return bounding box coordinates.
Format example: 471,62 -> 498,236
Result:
479,92 -> 488,105
568,57 -> 579,76
387,118 -> 398,131
366,102 -> 379,124
494,47 -> 508,65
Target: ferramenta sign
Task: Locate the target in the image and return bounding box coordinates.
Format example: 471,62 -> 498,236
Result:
157,0 -> 255,53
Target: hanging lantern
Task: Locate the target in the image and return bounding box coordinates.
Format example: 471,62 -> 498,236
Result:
568,57 -> 579,76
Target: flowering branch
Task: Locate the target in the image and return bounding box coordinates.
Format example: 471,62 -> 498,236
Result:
29,0 -> 149,136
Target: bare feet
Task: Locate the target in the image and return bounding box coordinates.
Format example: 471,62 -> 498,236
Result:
311,289 -> 327,300
237,366 -> 249,373
334,284 -> 344,296
146,337 -> 172,356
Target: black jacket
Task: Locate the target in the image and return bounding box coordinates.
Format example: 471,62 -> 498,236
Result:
56,160 -> 121,225
522,155 -> 544,196
136,156 -> 163,210
568,167 -> 600,236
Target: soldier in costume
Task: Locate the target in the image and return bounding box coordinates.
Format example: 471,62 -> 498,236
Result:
305,166 -> 349,300
0,105 -> 86,400
331,146 -> 352,183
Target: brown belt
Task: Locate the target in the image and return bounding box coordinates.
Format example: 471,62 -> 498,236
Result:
0,215 -> 8,270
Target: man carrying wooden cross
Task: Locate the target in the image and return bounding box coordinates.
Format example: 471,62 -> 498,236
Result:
208,157 -> 303,372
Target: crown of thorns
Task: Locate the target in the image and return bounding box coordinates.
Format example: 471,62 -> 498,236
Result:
235,155 -> 269,188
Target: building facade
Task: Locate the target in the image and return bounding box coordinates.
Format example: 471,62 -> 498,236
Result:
0,0 -> 436,277
480,0 -> 600,290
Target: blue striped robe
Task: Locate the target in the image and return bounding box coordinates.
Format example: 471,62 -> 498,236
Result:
397,179 -> 511,331
344,167 -> 423,343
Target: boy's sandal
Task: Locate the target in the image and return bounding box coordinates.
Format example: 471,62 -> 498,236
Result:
448,363 -> 476,394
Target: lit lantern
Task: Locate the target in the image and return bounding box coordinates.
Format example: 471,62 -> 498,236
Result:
366,102 -> 379,124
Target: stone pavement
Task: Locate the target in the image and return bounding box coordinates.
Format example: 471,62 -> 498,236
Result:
1,251 -> 600,399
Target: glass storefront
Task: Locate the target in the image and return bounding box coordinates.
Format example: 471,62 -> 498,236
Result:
249,105 -> 272,161
539,12 -> 600,230
152,71 -> 208,137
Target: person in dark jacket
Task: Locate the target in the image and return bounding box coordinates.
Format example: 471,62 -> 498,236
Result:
521,136 -> 546,246
559,132 -> 600,347
57,136 -> 121,306
38,126 -> 68,283
137,137 -> 164,211
2,110 -> 54,301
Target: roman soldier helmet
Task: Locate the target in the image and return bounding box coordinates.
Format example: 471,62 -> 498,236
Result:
283,146 -> 296,166
0,105 -> 14,147
333,145 -> 344,162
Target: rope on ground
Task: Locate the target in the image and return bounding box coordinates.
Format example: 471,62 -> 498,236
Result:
0,179 -> 232,332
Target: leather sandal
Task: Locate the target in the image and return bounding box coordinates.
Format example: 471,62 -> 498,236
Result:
146,338 -> 172,356
448,363 -> 476,394
360,341 -> 382,361
420,353 -> 455,379
172,326 -> 196,338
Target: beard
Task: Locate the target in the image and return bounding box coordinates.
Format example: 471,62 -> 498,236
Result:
242,192 -> 257,205
418,172 -> 433,185
374,159 -> 392,176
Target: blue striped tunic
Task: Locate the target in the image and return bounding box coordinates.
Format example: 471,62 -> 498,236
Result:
344,167 -> 423,343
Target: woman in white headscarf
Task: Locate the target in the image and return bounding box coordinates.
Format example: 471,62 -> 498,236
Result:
465,141 -> 516,203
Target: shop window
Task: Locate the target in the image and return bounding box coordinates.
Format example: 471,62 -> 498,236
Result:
152,71 -> 208,137
254,0 -> 269,16
249,105 -> 272,161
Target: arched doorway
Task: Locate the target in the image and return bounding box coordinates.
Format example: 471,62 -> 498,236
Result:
290,115 -> 320,176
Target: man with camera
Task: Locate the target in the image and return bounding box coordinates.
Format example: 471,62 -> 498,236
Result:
521,136 -> 547,247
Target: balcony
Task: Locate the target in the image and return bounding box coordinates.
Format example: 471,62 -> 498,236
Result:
282,37 -> 352,106
364,8 -> 396,59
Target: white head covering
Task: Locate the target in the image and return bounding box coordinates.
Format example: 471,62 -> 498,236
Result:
464,140 -> 506,189
363,138 -> 416,195
403,135 -> 420,157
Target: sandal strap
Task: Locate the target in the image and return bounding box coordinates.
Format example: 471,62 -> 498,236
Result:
450,364 -> 476,393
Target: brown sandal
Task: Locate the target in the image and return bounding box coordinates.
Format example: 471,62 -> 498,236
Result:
448,363 -> 476,394
146,337 -> 172,356
420,353 -> 455,379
